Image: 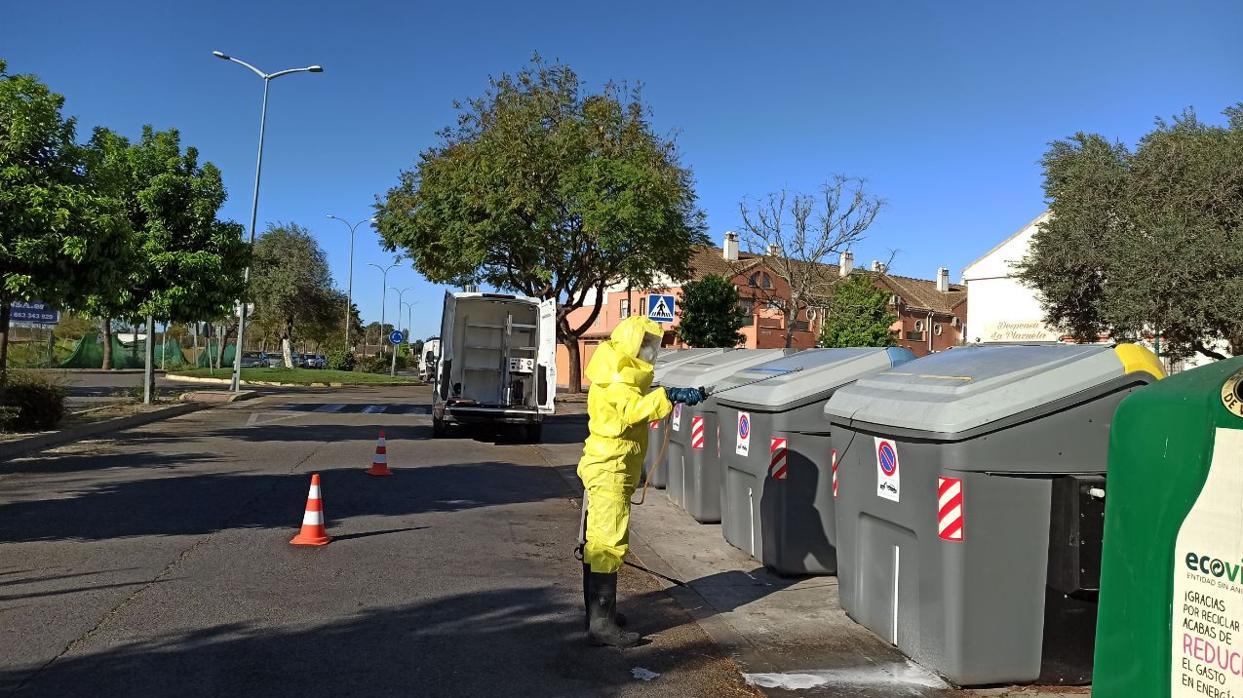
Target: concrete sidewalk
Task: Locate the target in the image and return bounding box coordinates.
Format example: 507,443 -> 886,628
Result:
537,431 -> 1089,698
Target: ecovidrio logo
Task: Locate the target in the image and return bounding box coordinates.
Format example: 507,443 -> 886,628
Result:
1185,552 -> 1243,582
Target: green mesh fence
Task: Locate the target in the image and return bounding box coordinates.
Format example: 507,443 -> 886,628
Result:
196,343 -> 236,368
59,332 -> 191,369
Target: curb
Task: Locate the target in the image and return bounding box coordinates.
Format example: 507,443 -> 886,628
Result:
180,390 -> 259,404
0,402 -> 208,462
165,373 -> 420,388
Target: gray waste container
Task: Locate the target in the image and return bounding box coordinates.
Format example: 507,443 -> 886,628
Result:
716,347 -> 915,574
642,348 -> 727,484
656,349 -> 796,494
823,343 -> 1163,686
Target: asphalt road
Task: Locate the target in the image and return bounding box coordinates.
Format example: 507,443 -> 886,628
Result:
0,386 -> 757,697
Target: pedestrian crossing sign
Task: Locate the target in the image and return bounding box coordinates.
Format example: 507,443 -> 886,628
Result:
647,294 -> 676,323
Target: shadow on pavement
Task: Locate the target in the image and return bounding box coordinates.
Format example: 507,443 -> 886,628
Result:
2,586 -> 742,698
0,461 -> 569,544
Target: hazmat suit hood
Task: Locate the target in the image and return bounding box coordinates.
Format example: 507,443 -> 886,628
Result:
584,316 -> 664,391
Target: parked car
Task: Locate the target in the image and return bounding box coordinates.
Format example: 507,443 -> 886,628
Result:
240,351 -> 269,369
309,354 -> 327,369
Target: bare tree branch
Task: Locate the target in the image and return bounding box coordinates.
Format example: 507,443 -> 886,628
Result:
737,176 -> 883,347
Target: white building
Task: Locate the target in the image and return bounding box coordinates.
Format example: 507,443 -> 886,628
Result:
963,210 -> 1231,372
961,212 -> 1061,344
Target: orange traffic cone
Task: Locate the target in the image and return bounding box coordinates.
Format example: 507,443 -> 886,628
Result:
290,473 -> 332,546
367,430 -> 393,476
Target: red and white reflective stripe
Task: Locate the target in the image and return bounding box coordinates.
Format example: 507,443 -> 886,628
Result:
373,437 -> 387,464
769,437 -> 788,479
831,448 -> 839,498
303,484 -> 324,525
690,416 -> 705,450
937,476 -> 964,542
649,420 -> 660,430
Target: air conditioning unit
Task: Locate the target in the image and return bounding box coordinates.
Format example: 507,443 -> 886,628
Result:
934,323 -> 943,336
951,316 -> 961,328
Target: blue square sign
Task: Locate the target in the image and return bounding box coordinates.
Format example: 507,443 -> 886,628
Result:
647,294 -> 675,323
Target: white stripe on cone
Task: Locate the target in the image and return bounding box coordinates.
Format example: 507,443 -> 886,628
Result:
302,510 -> 324,526
308,485 -> 321,499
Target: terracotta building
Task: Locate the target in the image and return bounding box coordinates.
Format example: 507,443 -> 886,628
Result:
556,232 -> 966,387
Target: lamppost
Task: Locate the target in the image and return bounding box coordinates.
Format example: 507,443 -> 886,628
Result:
400,299 -> 416,375
389,287 -> 412,376
326,214 -> 373,348
213,50 -> 323,392
368,261 -> 398,356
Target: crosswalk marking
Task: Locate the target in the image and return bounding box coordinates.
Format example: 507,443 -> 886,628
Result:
362,405 -> 386,414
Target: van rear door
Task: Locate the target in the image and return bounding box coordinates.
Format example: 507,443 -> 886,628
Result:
436,292 -> 456,402
537,298 -> 557,414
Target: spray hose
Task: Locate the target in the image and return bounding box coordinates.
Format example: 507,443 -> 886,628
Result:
631,366 -> 803,506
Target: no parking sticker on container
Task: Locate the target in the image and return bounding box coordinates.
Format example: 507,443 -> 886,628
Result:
736,412 -> 751,457
875,437 -> 901,502
671,403 -> 682,431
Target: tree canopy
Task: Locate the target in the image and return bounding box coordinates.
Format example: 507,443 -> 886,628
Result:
82,126 -> 248,323
818,274 -> 897,348
375,57 -> 706,389
0,59 -> 128,379
249,223 -> 339,366
676,275 -> 745,348
1018,106 -> 1243,360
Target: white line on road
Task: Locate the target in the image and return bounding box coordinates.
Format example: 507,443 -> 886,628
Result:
742,662 -> 946,691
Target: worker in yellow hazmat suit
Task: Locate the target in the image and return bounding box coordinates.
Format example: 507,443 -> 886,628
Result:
577,316 -> 704,647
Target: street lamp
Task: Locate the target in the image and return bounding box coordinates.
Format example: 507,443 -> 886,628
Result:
214,50 -> 323,392
326,214 -> 373,348
368,261 -> 399,356
389,287 -> 412,376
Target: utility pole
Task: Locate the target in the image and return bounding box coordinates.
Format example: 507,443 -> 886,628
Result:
326,214 -> 373,348
368,261 -> 398,357
212,50 -> 323,392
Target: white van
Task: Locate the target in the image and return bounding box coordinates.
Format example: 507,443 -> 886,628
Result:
432,291 -> 557,440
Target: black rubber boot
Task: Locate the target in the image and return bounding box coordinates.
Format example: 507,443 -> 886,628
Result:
583,563 -> 625,628
586,571 -> 641,647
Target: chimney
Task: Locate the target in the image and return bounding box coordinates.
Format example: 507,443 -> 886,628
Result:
723,231 -> 739,261
766,243 -> 780,256
870,260 -> 884,272
839,250 -> 854,277
937,267 -> 950,293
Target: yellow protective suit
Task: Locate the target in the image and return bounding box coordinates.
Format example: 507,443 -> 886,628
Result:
577,316 -> 673,573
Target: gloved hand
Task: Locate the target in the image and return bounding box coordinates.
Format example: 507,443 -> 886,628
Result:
664,386 -> 706,406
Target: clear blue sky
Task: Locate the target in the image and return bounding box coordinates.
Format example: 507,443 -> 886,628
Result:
5,1 -> 1241,342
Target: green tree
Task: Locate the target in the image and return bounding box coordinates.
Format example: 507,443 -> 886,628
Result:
375,57 -> 706,391
0,59 -> 128,382
1018,107 -> 1243,361
818,274 -> 897,348
249,223 -> 338,367
81,126 -> 248,369
676,275 -> 745,347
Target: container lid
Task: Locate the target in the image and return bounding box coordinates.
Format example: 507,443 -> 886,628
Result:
824,344 -> 1159,435
653,348 -> 727,385
660,348 -> 799,391
715,347 -> 916,410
